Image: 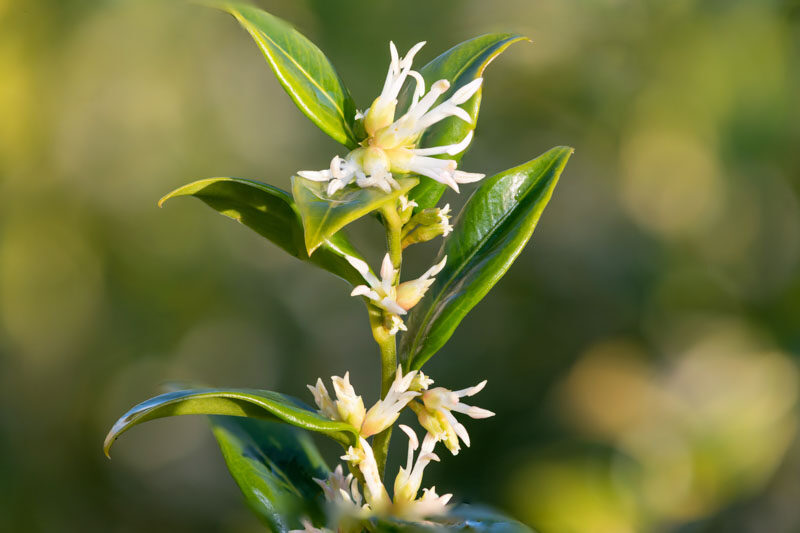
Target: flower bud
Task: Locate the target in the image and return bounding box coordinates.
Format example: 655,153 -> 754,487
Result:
364,96 -> 397,136
401,205 -> 453,248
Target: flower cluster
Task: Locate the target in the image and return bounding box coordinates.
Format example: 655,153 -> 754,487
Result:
298,42 -> 485,196
305,368 -> 493,524
347,253 -> 447,335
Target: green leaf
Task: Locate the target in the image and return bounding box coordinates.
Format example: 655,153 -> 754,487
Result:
220,2 -> 359,147
159,177 -> 369,286
375,505 -> 533,532
104,388 -> 359,457
292,176 -> 418,254
400,147 -> 573,370
397,33 -> 528,209
210,416 -> 328,532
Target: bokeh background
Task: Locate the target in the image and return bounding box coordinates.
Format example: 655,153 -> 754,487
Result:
2,0 -> 800,531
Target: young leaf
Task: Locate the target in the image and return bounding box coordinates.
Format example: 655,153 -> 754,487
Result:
292,176 -> 418,254
103,388 -> 359,456
210,416 -> 328,531
397,33 -> 527,210
220,2 -> 359,147
400,147 -> 573,371
159,177 -> 369,286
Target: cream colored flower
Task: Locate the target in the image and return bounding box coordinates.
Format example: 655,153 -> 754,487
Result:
347,254 -> 447,335
411,380 -> 494,455
309,368 -> 420,438
392,425 -> 452,519
298,42 -> 484,195
360,366 -> 421,437
342,438 -> 391,512
307,372 -> 366,429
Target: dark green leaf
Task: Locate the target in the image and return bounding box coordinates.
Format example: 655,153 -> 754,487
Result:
210,416 -> 328,532
104,388 -> 359,457
220,3 -> 358,147
292,176 -> 418,254
375,505 -> 533,532
159,177 -> 369,286
401,147 -> 573,370
397,33 -> 528,209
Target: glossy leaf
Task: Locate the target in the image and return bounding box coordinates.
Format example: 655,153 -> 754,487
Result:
104,388 -> 359,457
159,177 -> 369,286
397,33 -> 527,209
292,176 -> 418,254
375,505 -> 533,532
210,416 -> 328,532
220,3 -> 359,147
401,147 -> 573,370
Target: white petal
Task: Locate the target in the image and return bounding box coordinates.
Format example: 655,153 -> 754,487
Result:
455,380 -> 487,397
449,78 -> 483,105
453,170 -> 485,184
297,170 -> 331,182
380,253 -> 395,282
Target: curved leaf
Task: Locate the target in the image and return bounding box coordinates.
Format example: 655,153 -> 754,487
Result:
210,416 -> 328,532
400,147 -> 573,370
104,388 -> 359,457
220,2 -> 358,147
375,505 -> 533,532
292,176 -> 418,254
159,177 -> 369,286
397,33 -> 528,209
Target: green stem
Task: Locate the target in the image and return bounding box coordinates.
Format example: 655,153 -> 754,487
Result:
370,203 -> 404,477
371,324 -> 396,477
381,205 -> 403,276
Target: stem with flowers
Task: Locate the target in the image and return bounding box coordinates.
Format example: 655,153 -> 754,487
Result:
103,3 -> 572,532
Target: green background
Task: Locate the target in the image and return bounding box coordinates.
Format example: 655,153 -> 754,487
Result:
1,0 -> 799,531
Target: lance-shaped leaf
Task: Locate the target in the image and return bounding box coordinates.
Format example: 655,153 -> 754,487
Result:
375,505 -> 533,532
292,176 -> 418,254
104,388 -> 359,457
210,416 -> 328,532
159,177 -> 369,286
397,33 -> 527,209
400,147 -> 573,370
220,2 -> 359,147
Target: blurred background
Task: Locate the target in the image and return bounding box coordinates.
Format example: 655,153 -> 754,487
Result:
1,0 -> 799,531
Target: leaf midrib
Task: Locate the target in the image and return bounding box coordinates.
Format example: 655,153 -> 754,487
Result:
405,152 -> 564,366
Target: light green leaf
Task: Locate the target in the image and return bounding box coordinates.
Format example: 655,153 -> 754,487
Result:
104,388 -> 359,457
159,177 -> 369,286
292,176 -> 418,255
400,147 -> 573,370
220,2 -> 359,147
210,416 -> 328,532
397,33 -> 528,209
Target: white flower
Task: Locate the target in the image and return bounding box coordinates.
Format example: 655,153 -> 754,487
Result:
411,380 -> 494,455
342,438 -> 391,512
393,425 -> 452,519
395,257 -> 446,311
340,428 -> 452,521
309,368 -> 419,437
361,366 -> 421,437
307,372 -> 366,429
314,465 -> 369,516
298,42 -> 485,195
348,253 -> 406,316
347,254 -> 447,335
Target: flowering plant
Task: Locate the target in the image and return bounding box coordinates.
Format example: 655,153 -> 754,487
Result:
105,3 -> 572,531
